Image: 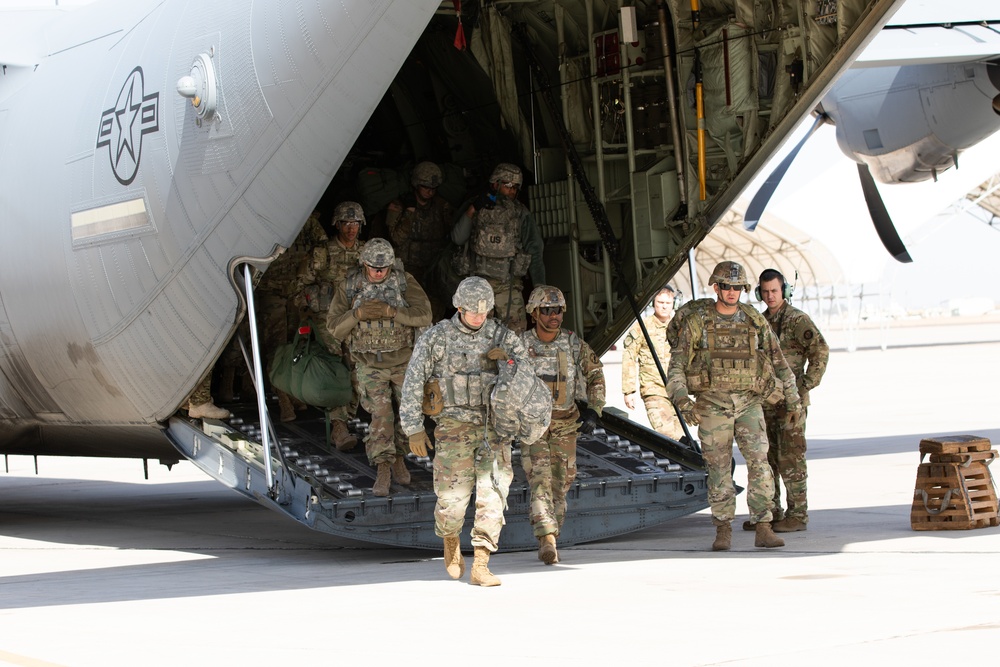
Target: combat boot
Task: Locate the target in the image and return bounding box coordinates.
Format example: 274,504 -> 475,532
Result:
773,517 -> 807,532
742,520 -> 755,531
538,534 -> 558,565
390,456 -> 411,486
330,419 -> 358,451
470,547 -> 501,587
277,392 -> 296,423
372,463 -> 391,497
755,522 -> 785,548
188,400 -> 231,420
443,536 -> 465,579
712,521 -> 732,551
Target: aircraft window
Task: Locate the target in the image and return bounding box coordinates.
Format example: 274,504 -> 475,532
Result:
71,197 -> 153,246
863,128 -> 883,150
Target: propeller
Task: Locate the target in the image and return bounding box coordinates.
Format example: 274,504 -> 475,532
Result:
743,111 -> 913,263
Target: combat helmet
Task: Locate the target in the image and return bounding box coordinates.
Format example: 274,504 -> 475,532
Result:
411,161 -> 443,189
709,261 -> 750,291
333,201 -> 366,225
525,285 -> 566,314
453,276 -> 495,314
489,162 -> 523,186
359,238 -> 394,268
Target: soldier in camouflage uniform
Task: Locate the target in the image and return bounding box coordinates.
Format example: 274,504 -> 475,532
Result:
385,162 -> 454,320
521,286 -> 605,565
299,201 -> 366,450
754,268 -> 829,532
327,239 -> 432,496
400,277 -> 535,587
666,261 -> 802,551
186,374 -> 230,420
451,163 -> 545,333
622,285 -> 683,440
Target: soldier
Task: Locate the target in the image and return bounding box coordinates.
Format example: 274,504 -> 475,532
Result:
622,285 -> 684,439
521,286 -> 605,565
186,375 -> 230,420
399,276 -> 534,587
751,268 -> 829,533
299,201 -> 366,450
666,261 -> 802,552
327,238 -> 432,496
451,163 -> 545,333
385,161 -> 454,320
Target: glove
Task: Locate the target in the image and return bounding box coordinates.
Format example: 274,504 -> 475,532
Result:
354,300 -> 395,321
676,397 -> 699,427
486,347 -> 508,361
579,407 -> 600,434
408,431 -> 434,457
472,190 -> 497,212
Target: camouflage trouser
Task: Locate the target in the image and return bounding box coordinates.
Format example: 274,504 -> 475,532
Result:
490,279 -> 526,334
432,416 -> 513,552
188,375 -> 213,406
764,406 -> 809,522
317,325 -> 357,422
522,413 -> 580,537
696,396 -> 775,524
355,363 -> 408,466
643,394 -> 685,440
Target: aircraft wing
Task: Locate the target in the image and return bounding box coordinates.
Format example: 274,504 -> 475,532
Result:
855,22 -> 1000,67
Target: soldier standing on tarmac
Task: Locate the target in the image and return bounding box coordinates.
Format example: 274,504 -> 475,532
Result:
385,161 -> 453,320
327,239 -> 432,496
521,286 -> 605,565
622,285 -> 684,440
666,261 -> 802,552
451,163 -> 545,333
299,201 -> 366,451
749,268 -> 829,533
399,277 -> 534,587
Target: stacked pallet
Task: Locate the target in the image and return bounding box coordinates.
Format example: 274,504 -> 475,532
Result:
911,435 -> 999,530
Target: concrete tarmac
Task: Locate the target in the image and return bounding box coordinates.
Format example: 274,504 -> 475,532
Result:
2,325 -> 1000,666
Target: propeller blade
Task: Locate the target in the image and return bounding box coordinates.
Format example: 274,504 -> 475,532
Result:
856,162 -> 913,263
744,113 -> 827,231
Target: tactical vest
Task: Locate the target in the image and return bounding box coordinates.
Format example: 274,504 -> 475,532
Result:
316,240 -> 364,310
343,262 -> 414,354
685,307 -> 774,396
395,199 -> 449,270
433,319 -> 499,408
525,331 -> 585,412
469,198 -> 532,281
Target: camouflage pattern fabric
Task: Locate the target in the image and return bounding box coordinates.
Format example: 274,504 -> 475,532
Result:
642,395 -> 683,440
764,404 -> 807,522
431,416 -> 513,551
356,363 -> 409,466
763,302 -> 829,407
522,329 -> 605,413
387,194 -> 453,291
622,314 -> 682,439
492,279 -> 527,333
188,374 -> 213,406
522,411 -> 580,537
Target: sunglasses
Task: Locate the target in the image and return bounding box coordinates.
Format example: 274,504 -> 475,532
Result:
718,283 -> 742,292
367,265 -> 390,272
539,306 -> 563,316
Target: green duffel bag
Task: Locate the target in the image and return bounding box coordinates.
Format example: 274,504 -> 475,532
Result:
268,323 -> 352,409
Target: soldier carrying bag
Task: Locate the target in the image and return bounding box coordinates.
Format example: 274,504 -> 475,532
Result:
269,322 -> 352,409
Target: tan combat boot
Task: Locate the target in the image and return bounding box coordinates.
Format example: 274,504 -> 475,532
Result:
772,517 -> 807,532
469,547 -> 501,587
742,520 -> 755,531
712,521 -> 732,551
188,400 -> 231,420
390,456 -> 411,486
443,536 -> 465,580
755,522 -> 785,548
330,419 -> 358,451
277,392 -> 296,423
372,463 -> 391,497
538,534 -> 558,565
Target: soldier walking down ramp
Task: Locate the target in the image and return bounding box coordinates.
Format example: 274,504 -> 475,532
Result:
753,268 -> 829,533
666,261 -> 802,551
521,286 -> 605,564
327,238 -> 432,496
622,285 -> 683,439
399,277 -> 535,586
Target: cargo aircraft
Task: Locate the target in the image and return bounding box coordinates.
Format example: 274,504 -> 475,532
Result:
2,0 -> 988,549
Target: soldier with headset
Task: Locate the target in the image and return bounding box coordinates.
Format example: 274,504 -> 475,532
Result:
749,268 -> 829,533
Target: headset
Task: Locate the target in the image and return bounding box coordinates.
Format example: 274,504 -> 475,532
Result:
755,268 -> 794,302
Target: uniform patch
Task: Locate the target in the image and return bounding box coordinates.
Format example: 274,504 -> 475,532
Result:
804,330 -> 813,340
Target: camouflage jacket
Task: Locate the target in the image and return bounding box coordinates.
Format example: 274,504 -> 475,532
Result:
521,328 -> 606,415
298,237 -> 365,313
666,301 -> 799,409
452,197 -> 546,286
386,194 -> 453,279
763,301 -> 829,406
400,314 -> 531,435
622,314 -> 671,399
258,215 -> 329,300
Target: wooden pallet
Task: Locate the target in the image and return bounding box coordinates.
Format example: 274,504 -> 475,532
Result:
911,461 -> 999,530
919,435 -> 993,455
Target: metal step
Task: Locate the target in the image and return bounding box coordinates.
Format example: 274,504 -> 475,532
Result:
164,403 -> 710,551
